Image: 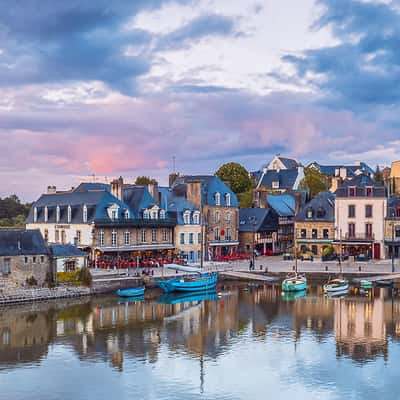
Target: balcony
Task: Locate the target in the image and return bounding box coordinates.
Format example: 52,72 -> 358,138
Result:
340,233 -> 375,242
94,218 -> 176,228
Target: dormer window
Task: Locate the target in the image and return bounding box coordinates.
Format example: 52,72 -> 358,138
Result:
83,205 -> 88,223
366,187 -> 372,197
160,210 -> 166,219
56,206 -> 60,223
316,208 -> 325,218
44,206 -> 48,222
124,210 -> 130,220
272,181 -> 280,189
67,205 -> 72,223
111,209 -> 118,220
349,187 -> 356,197
33,207 -> 38,223
151,210 -> 158,219
193,212 -> 200,225
183,211 -> 191,225
306,208 -> 313,219
225,193 -> 231,206
215,192 -> 221,206
143,210 -> 150,219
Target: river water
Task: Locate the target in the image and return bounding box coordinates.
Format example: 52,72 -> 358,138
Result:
0,283 -> 399,400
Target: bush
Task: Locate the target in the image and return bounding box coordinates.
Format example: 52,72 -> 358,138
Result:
57,268 -> 92,287
322,246 -> 334,257
77,267 -> 92,287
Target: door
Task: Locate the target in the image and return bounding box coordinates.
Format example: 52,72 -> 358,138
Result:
373,243 -> 380,260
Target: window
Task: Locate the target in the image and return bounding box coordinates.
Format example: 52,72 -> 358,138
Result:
366,187 -> 372,197
225,193 -> 231,206
160,210 -> 166,219
349,187 -> 356,197
396,207 -> 400,218
214,227 -> 220,241
124,231 -> 130,245
33,207 -> 38,222
40,256 -> 44,263
124,210 -> 130,220
306,208 -> 313,219
312,229 -> 318,239
396,227 -> 400,238
83,205 -> 88,223
44,229 -> 49,242
226,228 -> 231,241
152,229 -> 157,242
111,209 -> 118,221
141,229 -> 147,242
61,230 -> 66,244
311,245 -> 318,255
180,233 -> 185,245
76,230 -> 81,245
272,181 -> 279,189
44,206 -> 48,222
24,257 -> 28,264
183,211 -> 191,224
67,205 -> 72,223
151,210 -> 158,219
193,212 -> 200,225
143,210 -> 150,219
366,223 -> 372,239
65,260 -> 76,272
188,233 -> 194,244
215,192 -> 221,206
55,230 -> 60,243
2,258 -> 10,275
215,211 -> 220,223
33,256 -> 36,263
225,212 -> 231,223
348,223 -> 355,238
323,229 -> 329,239
99,230 -> 104,246
198,232 -> 202,244
56,206 -> 60,223
300,229 -> 307,238
348,205 -> 355,218
365,205 -> 372,218
316,208 -> 325,218
162,229 -> 168,242
111,230 -> 117,247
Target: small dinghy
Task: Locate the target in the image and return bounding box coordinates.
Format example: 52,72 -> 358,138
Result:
360,279 -> 373,290
117,287 -> 145,297
323,279 -> 349,293
282,273 -> 307,292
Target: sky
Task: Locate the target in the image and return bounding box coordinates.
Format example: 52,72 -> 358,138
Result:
1,0 -> 400,200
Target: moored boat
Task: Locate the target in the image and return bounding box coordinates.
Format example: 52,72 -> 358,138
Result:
282,274 -> 307,292
158,272 -> 219,293
117,287 -> 145,297
376,279 -> 394,287
360,279 -> 373,290
323,279 -> 349,293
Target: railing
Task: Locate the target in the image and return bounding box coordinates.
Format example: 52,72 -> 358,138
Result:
343,233 -> 375,241
94,218 -> 176,227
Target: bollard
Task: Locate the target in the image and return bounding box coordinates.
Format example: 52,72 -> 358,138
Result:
359,265 -> 361,272
260,265 -> 263,270
325,265 -> 328,271
292,265 -> 296,271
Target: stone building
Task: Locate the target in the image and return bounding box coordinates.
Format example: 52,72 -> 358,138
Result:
238,208 -> 278,255
50,244 -> 88,273
170,175 -> 239,260
0,229 -> 51,288
387,160 -> 400,196
295,192 -> 335,257
334,174 -> 387,259
385,196 -> 400,260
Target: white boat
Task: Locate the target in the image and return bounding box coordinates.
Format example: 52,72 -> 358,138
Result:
323,279 -> 349,293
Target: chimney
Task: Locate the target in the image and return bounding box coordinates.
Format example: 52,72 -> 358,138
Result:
147,182 -> 160,205
47,185 -> 57,194
186,180 -> 203,209
169,172 -> 179,187
111,176 -> 124,200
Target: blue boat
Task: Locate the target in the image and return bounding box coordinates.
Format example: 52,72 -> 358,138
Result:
157,272 -> 219,293
117,287 -> 145,297
158,290 -> 219,305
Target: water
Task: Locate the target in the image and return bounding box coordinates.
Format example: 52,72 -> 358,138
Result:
1,283 -> 400,400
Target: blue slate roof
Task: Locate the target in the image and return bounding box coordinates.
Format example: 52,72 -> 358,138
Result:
335,174 -> 386,198
309,162 -> 374,177
266,194 -> 295,217
296,192 -> 335,222
50,244 -> 87,258
73,183 -> 110,193
0,230 -> 49,256
171,175 -> 238,207
122,185 -> 156,217
257,169 -> 299,190
239,208 -> 278,232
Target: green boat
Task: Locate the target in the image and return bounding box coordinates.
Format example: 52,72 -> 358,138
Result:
360,279 -> 373,290
282,273 -> 307,292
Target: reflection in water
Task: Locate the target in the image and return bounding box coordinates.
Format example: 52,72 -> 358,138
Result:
0,284 -> 400,399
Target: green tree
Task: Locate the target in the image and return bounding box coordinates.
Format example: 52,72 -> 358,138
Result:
237,189 -> 253,208
135,176 -> 158,185
0,195 -> 30,227
299,167 -> 327,197
215,163 -> 253,194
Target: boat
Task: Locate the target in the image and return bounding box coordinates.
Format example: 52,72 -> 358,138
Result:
325,288 -> 349,298
158,290 -> 218,305
116,287 -> 145,297
323,279 -> 349,293
158,272 -> 219,293
281,273 -> 307,292
281,289 -> 307,301
376,279 -> 394,287
360,279 -> 373,290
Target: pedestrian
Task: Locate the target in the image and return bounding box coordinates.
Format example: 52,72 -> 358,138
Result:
249,259 -> 253,271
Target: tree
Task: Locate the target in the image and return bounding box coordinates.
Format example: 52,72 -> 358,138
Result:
299,167 -> 327,197
135,176 -> 158,185
374,165 -> 383,184
215,163 -> 253,194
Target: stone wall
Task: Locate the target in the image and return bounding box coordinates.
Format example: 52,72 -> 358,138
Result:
295,221 -> 335,256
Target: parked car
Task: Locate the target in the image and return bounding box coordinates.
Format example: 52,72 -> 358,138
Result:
300,251 -> 314,261
355,253 -> 371,262
283,253 -> 293,261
